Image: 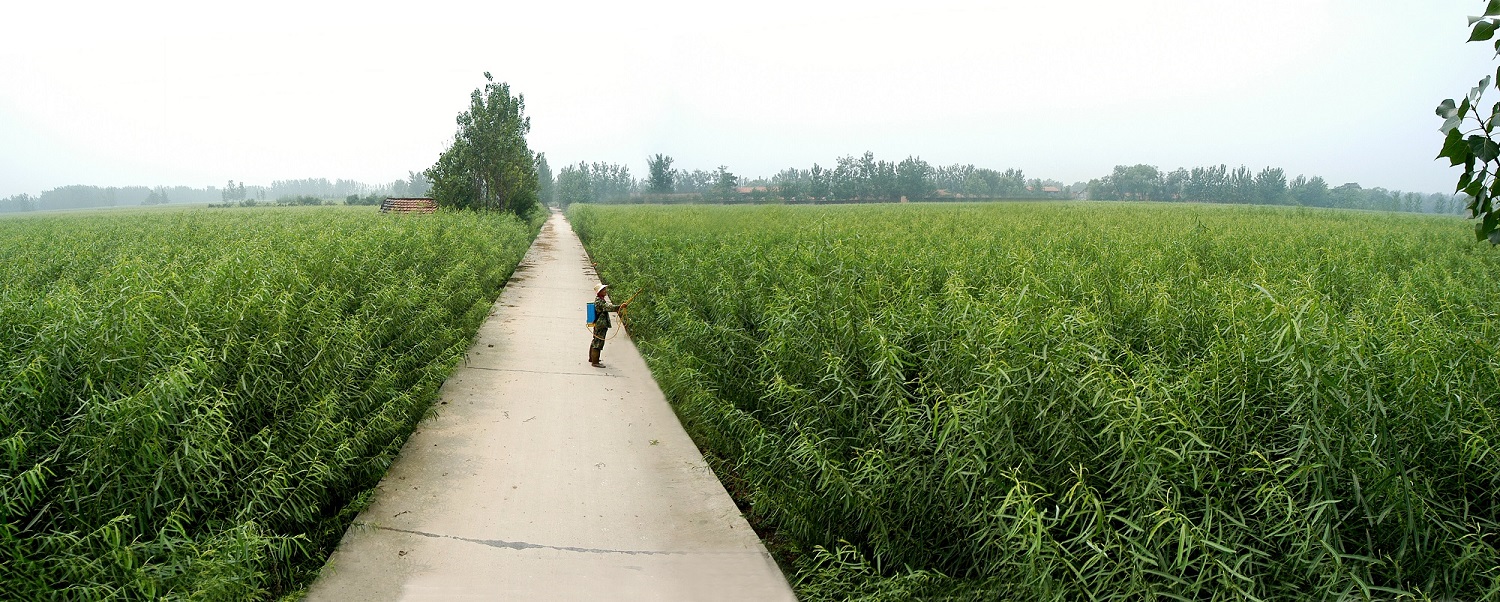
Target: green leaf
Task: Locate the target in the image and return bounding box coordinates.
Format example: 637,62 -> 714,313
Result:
1440,128 -> 1472,164
1473,20 -> 1497,41
1466,179 -> 1485,199
1472,78 -> 1491,103
1458,171 -> 1474,193
1470,135 -> 1491,161
1461,96 -> 1473,118
1473,136 -> 1500,163
1467,169 -> 1487,197
1488,0 -> 1500,16
1438,98 -> 1458,118
1443,116 -> 1464,133
1472,15 -> 1488,25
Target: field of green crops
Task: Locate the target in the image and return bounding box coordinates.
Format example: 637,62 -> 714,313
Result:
571,202 -> 1500,601
0,207 -> 537,599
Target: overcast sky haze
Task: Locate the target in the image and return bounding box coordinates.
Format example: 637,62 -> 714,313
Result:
2,0 -> 1495,198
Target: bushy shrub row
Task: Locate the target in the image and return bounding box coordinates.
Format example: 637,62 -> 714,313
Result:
0,207 -> 537,598
573,203 -> 1500,600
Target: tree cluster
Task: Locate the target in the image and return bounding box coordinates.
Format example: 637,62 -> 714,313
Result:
345,193 -> 385,206
547,151 -> 1458,213
747,153 -> 1050,202
556,152 -> 1062,205
143,187 -> 171,206
221,180 -> 248,202
536,153 -> 555,207
556,162 -> 634,207
0,193 -> 36,213
672,168 -> 718,194
1086,164 -> 1463,214
647,154 -> 675,194
0,172 -> 433,214
931,164 -> 1035,199
710,166 -> 740,202
425,73 -> 539,215
13,185 -> 218,210
264,173 -> 429,200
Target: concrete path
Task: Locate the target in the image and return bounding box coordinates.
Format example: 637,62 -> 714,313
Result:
306,210 -> 794,601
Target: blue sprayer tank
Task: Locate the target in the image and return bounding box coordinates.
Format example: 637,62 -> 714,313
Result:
586,302 -> 597,326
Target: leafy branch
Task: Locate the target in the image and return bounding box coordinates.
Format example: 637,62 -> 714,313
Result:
1437,0 -> 1500,243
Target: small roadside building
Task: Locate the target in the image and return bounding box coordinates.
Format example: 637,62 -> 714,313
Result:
380,197 -> 437,214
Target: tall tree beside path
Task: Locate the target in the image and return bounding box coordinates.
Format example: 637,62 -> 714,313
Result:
427,72 -> 540,216
536,152 -> 556,207
1438,1 -> 1500,243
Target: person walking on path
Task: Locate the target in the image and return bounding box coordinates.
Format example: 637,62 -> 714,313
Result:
590,283 -> 626,367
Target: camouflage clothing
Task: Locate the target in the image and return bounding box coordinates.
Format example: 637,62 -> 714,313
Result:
591,297 -> 621,351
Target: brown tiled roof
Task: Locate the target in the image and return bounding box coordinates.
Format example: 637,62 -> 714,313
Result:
380,197 -> 437,214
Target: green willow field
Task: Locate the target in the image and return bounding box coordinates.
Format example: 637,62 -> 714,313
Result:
572,202 -> 1500,601
0,207 -> 537,598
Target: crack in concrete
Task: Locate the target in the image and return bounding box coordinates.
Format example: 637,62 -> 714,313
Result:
492,313 -> 577,320
465,366 -> 622,378
521,285 -> 597,292
361,524 -> 686,556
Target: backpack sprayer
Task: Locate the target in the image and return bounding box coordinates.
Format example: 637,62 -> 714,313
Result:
586,286 -> 644,341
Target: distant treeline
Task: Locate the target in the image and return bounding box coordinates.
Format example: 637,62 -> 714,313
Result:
1085,164 -> 1464,215
257,172 -> 430,201
0,185 -> 221,212
554,152 -> 1066,207
0,172 -> 431,213
556,162 -> 638,206
550,152 -> 1462,216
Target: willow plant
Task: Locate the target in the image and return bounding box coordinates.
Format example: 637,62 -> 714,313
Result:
573,202 -> 1500,601
0,207 -> 537,599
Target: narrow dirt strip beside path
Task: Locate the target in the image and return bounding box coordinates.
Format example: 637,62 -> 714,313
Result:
307,209 -> 794,601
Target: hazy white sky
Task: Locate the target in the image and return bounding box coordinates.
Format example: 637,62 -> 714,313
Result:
1,0 -> 1494,197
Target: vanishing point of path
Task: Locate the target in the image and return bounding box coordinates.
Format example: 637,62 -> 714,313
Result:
307,210 -> 794,601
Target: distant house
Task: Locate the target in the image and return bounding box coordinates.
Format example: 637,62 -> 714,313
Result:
380,197 -> 437,214
735,186 -> 770,194
1026,186 -> 1065,198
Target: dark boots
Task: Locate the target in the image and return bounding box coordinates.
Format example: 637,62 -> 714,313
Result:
589,348 -> 604,368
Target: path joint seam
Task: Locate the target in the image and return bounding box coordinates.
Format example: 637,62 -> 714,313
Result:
358,523 -> 763,557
